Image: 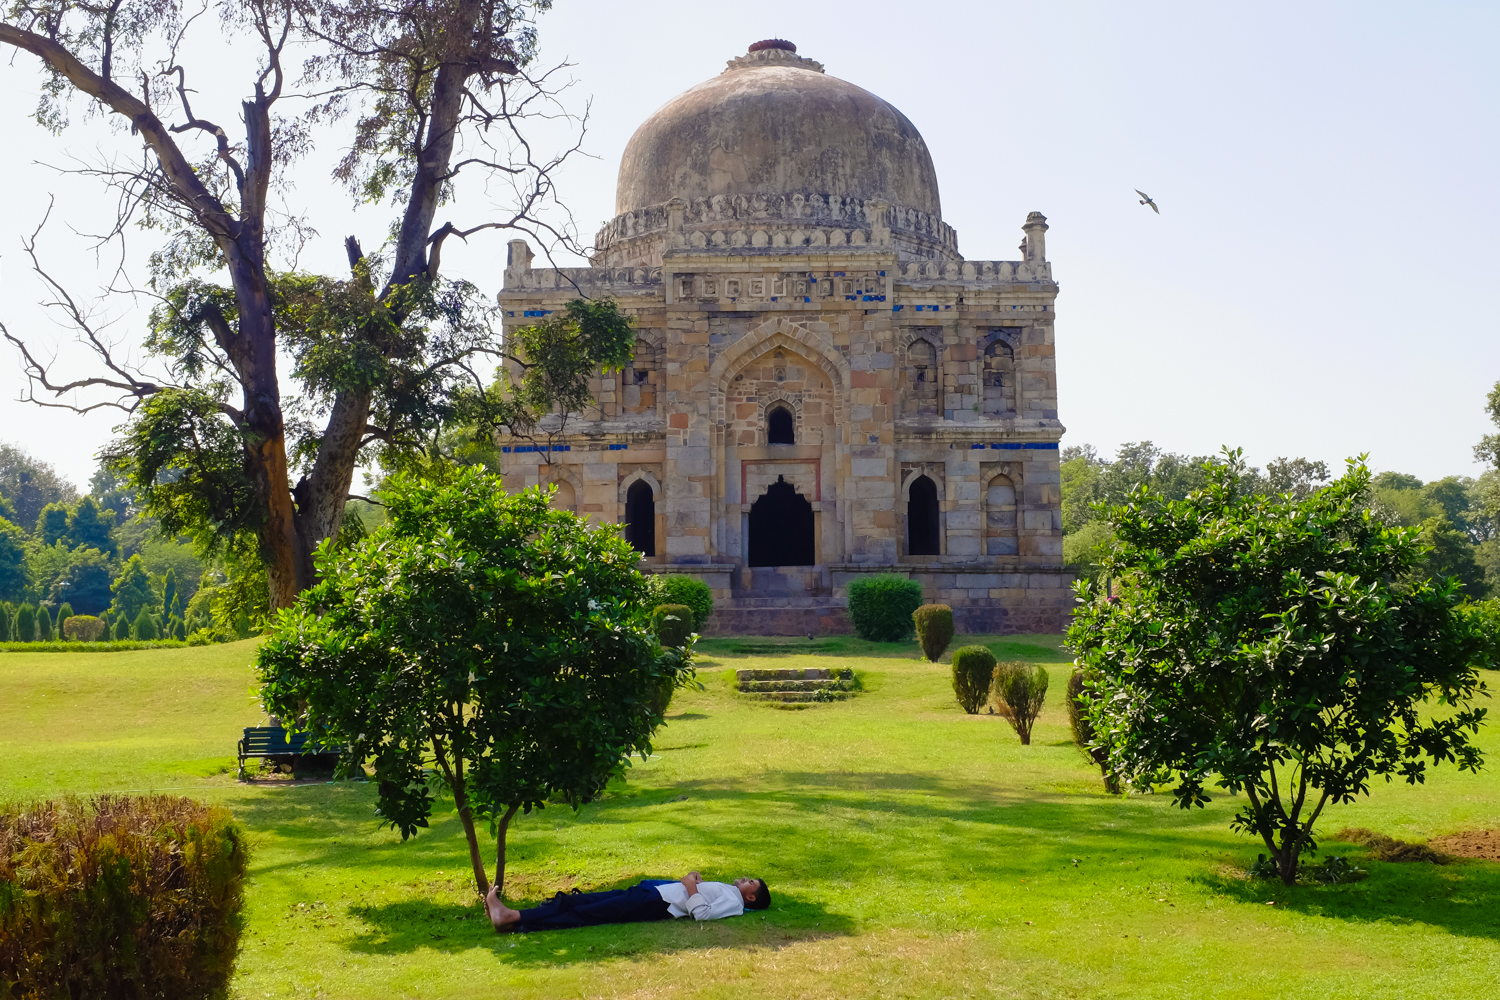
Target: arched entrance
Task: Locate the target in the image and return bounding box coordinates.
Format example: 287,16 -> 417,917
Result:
908,475 -> 941,556
624,480 -> 655,556
748,476 -> 815,566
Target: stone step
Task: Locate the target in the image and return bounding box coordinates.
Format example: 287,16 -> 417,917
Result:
751,690 -> 855,703
737,679 -> 859,693
735,667 -> 846,680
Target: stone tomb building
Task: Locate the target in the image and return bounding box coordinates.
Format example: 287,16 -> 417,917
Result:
498,40 -> 1070,634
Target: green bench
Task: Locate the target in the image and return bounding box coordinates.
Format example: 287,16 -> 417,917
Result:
237,726 -> 343,779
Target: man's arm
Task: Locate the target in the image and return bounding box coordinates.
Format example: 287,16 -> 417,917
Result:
679,871 -> 704,902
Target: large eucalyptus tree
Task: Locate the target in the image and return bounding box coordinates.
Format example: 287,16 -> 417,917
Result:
0,0 -> 624,607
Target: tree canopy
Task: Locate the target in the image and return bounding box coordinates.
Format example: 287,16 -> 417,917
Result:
256,468 -> 691,897
0,1 -> 613,610
1067,451 -> 1492,885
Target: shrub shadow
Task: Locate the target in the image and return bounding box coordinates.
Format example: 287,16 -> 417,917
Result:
344,889 -> 856,966
1191,854 -> 1500,940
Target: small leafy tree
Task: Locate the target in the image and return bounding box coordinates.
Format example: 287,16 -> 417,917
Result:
109,556 -> 158,623
0,604 -> 10,642
55,602 -> 73,641
950,645 -> 996,714
256,471 -> 689,899
1069,451 -> 1493,885
36,605 -> 53,642
134,609 -> 160,641
913,604 -> 955,662
113,617 -> 131,642
992,661 -> 1049,745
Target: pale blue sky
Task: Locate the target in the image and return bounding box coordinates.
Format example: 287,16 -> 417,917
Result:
1,1 -> 1496,490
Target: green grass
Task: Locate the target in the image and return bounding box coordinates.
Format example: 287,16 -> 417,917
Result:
3,636 -> 1499,999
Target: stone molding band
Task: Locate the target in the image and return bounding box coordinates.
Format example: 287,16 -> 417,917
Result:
595,194 -> 958,255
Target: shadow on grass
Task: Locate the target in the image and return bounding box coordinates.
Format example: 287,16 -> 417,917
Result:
342,889 -> 857,965
1191,852 -> 1500,940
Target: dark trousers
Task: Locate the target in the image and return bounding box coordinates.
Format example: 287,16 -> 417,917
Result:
516,881 -> 674,932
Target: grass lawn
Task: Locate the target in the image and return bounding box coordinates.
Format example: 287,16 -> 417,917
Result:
3,636 -> 1499,999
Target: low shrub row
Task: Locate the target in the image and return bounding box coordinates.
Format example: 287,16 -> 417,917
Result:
0,795 -> 248,999
0,639 -> 189,653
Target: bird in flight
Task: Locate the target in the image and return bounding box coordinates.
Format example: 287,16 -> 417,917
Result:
1135,189 -> 1159,214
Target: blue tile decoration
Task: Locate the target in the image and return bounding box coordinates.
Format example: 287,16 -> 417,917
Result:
502,445 -> 572,454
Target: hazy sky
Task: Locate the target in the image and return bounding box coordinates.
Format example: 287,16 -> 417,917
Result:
1,1 -> 1496,493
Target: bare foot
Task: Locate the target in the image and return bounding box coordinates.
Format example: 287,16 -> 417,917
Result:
486,885 -> 521,933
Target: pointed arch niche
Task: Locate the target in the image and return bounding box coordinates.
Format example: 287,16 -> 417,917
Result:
712,319 -> 848,566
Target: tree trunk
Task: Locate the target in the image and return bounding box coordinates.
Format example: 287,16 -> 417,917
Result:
296,388 -> 373,582
494,803 -> 520,899
451,783 -> 491,897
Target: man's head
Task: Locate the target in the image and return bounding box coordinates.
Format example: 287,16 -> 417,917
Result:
734,877 -> 771,910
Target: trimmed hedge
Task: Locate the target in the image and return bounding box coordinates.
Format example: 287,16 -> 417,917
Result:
0,795 -> 248,999
0,640 -> 188,654
652,575 -> 714,630
913,604 -> 954,662
651,604 -> 695,648
846,574 -> 924,642
951,645 -> 997,714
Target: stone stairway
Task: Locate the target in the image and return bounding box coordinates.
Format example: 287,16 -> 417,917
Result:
734,667 -> 859,705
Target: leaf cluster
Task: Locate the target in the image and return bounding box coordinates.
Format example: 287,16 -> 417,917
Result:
254,468 -> 688,845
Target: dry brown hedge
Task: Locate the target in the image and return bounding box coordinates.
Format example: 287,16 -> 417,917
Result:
0,795 -> 248,999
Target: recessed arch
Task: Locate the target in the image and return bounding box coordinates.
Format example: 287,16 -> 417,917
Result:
624,480 -> 656,556
984,471 -> 1018,556
709,319 -> 849,427
907,475 -> 941,556
767,405 -> 795,444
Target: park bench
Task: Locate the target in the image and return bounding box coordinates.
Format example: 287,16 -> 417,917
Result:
237,726 -> 343,780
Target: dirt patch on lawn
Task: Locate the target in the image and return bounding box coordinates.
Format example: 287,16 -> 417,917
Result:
1428,829 -> 1500,861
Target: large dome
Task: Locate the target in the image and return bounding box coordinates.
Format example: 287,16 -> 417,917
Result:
614,41 -> 942,219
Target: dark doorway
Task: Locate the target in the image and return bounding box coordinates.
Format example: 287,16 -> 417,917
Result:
625,480 -> 655,556
748,476 -> 815,566
767,406 -> 795,444
907,475 -> 941,556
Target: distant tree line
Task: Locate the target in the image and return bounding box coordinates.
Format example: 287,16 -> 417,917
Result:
1062,442 -> 1494,597
0,441 -> 275,642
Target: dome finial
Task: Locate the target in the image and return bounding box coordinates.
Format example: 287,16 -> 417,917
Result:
748,39 -> 796,53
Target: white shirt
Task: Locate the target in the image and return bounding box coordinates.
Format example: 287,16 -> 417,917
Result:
653,881 -> 745,921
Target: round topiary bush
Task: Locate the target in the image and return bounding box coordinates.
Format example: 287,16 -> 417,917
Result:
951,645 -> 997,714
846,574 -> 924,642
652,575 -> 714,630
63,615 -> 106,642
651,604 -> 695,648
0,794 -> 248,998
913,604 -> 954,662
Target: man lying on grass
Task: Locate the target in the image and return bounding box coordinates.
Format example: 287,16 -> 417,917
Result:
486,872 -> 770,933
